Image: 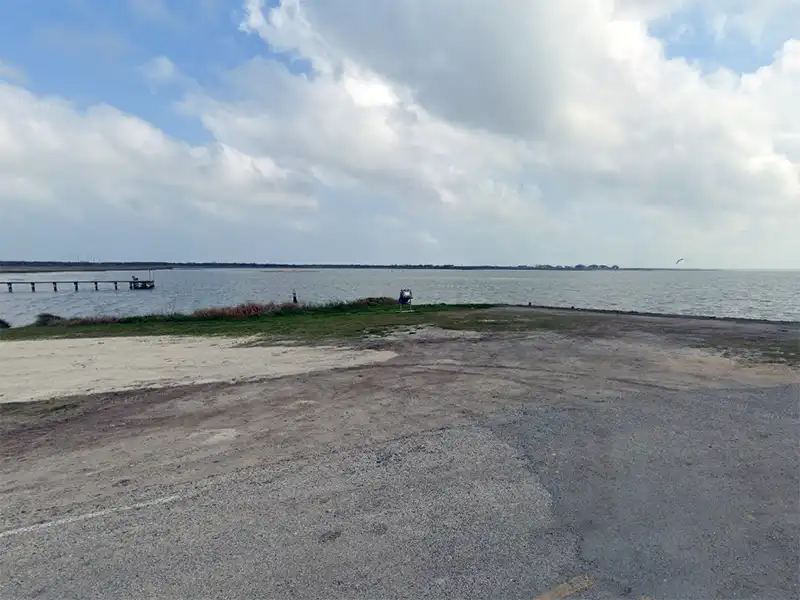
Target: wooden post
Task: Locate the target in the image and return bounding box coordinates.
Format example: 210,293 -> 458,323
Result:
114,281 -> 119,291
53,282 -> 58,292
94,281 -> 99,291
74,282 -> 79,292
6,283 -> 12,293
30,282 -> 36,292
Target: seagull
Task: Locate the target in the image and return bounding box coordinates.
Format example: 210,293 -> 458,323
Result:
676,258 -> 685,265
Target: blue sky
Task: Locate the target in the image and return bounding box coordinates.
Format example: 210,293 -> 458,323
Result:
0,0 -> 276,142
0,0 -> 798,267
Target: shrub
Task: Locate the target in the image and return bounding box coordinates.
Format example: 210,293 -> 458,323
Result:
63,316 -> 121,326
34,313 -> 65,327
348,297 -> 397,307
0,318 -> 10,329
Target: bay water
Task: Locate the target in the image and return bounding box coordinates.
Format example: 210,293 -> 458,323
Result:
1,268 -> 798,327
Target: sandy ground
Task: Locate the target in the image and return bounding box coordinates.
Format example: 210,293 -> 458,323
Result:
1,312 -> 798,599
0,337 -> 396,404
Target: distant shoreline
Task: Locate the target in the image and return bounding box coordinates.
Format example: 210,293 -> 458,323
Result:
0,262 -> 711,275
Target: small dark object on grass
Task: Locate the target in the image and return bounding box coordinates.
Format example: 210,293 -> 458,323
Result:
34,313 -> 65,327
0,318 -> 10,329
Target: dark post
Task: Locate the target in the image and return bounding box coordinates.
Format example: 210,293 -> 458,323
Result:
30,282 -> 36,292
94,281 -> 99,291
74,282 -> 79,292
6,283 -> 12,293
53,282 -> 58,292
114,281 -> 119,291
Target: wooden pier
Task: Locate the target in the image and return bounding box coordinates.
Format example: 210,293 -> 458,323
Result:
1,279 -> 155,293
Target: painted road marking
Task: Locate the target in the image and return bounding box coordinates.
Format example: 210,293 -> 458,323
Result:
535,574 -> 594,600
0,495 -> 183,539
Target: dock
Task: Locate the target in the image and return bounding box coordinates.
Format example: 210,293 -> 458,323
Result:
1,279 -> 155,292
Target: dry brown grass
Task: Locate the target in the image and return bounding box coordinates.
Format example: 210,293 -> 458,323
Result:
192,302 -> 290,319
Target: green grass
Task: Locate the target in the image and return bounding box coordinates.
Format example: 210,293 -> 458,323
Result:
0,303 -> 507,342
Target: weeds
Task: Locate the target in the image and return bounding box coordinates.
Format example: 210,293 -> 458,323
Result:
34,313 -> 65,327
24,297 -> 401,328
192,302 -> 288,319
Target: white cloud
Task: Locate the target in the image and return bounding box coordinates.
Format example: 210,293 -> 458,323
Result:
0,83 -> 317,224
0,0 -> 798,266
139,56 -> 180,86
618,0 -> 800,42
138,56 -> 198,92
0,60 -> 26,84
224,0 -> 800,265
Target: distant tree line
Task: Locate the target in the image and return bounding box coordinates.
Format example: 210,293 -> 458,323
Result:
0,261 -> 621,271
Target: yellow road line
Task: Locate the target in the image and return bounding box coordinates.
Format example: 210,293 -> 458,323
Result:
535,575 -> 594,600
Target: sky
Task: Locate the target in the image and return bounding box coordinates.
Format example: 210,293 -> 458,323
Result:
0,0 -> 798,268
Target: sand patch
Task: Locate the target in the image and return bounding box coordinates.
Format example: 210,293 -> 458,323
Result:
0,336 -> 397,404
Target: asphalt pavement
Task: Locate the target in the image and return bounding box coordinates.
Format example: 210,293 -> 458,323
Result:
1,329 -> 797,599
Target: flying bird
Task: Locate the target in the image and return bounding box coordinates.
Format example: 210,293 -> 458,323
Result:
676,258 -> 685,265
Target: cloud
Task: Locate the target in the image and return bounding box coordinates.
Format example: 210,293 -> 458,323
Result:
618,0 -> 800,41
138,56 -> 199,92
139,56 -> 180,85
0,60 -> 26,84
1,0 -> 798,266
0,82 -> 317,225
219,0 -> 800,265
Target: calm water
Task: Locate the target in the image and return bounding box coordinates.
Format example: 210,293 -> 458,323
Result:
1,268 -> 798,327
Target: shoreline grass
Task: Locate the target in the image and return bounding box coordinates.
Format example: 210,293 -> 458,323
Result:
26,297 -> 404,328
0,299 -> 498,341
